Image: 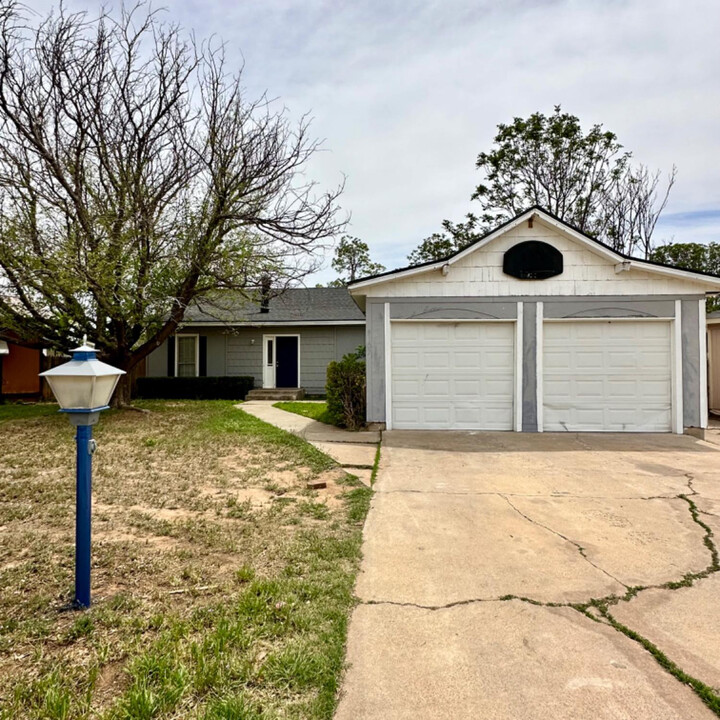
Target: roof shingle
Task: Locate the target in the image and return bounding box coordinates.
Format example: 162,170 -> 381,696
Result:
184,287 -> 365,324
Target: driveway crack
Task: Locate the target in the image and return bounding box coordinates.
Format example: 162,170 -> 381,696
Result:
499,494 -> 629,589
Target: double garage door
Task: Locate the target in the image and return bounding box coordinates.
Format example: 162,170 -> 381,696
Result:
390,320 -> 672,432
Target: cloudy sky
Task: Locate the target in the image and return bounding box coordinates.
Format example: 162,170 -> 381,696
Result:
34,0 -> 720,282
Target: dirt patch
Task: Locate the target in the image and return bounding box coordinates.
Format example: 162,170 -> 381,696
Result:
0,401 -> 367,718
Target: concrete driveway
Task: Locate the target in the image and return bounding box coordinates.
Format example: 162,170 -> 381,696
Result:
335,432 -> 720,720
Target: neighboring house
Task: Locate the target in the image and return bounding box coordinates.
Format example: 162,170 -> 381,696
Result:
349,206 -> 720,434
708,311 -> 720,414
0,335 -> 43,400
145,287 -> 365,394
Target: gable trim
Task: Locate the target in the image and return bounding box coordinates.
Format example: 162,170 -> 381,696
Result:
348,207 -> 720,292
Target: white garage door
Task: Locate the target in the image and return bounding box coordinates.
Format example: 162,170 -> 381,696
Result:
543,321 -> 672,432
391,322 -> 515,430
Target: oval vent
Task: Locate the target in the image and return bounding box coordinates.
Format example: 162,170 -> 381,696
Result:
503,241 -> 563,280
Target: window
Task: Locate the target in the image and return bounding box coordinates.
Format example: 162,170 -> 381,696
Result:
176,335 -> 198,377
267,339 -> 274,366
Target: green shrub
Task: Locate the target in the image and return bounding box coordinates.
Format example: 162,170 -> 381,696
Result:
135,376 -> 254,400
325,347 -> 366,430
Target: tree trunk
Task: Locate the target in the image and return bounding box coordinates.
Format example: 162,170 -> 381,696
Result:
111,371 -> 133,408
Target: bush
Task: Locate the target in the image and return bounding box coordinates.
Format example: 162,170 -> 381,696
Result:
326,347 -> 366,430
135,376 -> 254,401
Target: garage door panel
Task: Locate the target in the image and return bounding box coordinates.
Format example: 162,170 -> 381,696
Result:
393,351 -> 420,369
484,350 -> 514,368
544,350 -> 572,371
391,322 -> 515,430
392,324 -> 420,342
543,321 -> 672,432
393,379 -> 421,397
455,351 -> 482,367
454,379 -> 482,395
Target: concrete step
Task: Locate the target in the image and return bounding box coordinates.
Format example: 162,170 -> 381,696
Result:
246,388 -> 306,401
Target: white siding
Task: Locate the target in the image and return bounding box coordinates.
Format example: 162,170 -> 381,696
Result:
363,220 -> 710,298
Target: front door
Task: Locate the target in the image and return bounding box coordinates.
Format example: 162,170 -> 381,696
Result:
275,336 -> 299,388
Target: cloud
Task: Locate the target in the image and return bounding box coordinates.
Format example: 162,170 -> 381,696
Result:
29,0 -> 720,281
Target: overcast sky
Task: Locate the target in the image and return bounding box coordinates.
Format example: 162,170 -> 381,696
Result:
34,0 -> 720,283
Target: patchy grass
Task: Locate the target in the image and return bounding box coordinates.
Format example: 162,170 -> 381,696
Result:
0,400 -> 371,720
274,402 -> 335,427
0,402 -> 58,423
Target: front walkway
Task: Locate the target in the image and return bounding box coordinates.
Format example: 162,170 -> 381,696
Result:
239,401 -> 379,483
335,431 -> 720,719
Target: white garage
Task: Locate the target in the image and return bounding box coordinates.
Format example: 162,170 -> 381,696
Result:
390,321 -> 516,430
350,207 -> 720,435
542,320 -> 673,432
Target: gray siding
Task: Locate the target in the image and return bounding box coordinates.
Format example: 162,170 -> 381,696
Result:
522,302 -> 538,432
682,299 -> 701,428
146,341 -> 168,377
207,332 -> 227,376
366,302 -> 386,423
147,324 -> 365,395
336,325 -> 366,358
226,329 -> 263,383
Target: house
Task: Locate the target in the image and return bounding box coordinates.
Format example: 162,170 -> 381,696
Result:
349,206 -> 720,434
0,336 -> 43,400
145,287 -> 365,394
708,310 -> 720,414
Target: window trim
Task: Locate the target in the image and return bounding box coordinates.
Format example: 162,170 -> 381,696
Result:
174,334 -> 200,378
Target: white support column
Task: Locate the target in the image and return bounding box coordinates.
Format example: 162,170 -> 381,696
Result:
384,302 -> 392,430
699,299 -> 708,429
515,302 -> 523,432
536,301 -> 544,432
673,299 -> 684,434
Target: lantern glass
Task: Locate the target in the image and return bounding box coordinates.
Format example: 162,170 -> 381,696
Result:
40,346 -> 125,411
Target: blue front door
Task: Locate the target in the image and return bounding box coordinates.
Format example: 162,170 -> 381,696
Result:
275,336 -> 298,388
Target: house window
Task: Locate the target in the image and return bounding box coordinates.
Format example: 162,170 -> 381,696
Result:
176,335 -> 198,377
267,339 -> 274,366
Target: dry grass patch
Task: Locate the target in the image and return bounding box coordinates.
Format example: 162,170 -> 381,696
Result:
0,400 -> 371,720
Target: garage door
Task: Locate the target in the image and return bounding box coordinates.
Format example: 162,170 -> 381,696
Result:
391,322 -> 515,430
543,321 -> 672,432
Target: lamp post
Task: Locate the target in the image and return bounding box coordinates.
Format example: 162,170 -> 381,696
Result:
40,343 -> 125,608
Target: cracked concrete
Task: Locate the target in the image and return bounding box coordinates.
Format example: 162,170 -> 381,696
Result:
355,491 -> 624,605
505,494 -> 708,587
611,574 -> 720,691
336,602 -> 710,720
336,431 -> 720,719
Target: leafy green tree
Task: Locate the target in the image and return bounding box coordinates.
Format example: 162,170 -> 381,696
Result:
408,107 -> 675,263
407,233 -> 456,265
329,236 -> 385,285
0,3 -> 343,404
650,243 -> 720,311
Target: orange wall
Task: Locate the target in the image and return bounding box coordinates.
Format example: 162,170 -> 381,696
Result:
1,343 -> 41,395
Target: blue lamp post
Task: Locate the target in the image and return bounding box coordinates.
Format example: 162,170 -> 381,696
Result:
40,343 -> 125,608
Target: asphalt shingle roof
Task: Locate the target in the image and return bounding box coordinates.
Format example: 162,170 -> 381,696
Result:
185,287 -> 365,324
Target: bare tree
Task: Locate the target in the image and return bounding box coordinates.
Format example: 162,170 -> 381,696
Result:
0,2 -> 344,403
600,165 -> 677,258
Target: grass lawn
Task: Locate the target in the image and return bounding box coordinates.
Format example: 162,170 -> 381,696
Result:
0,400 -> 371,720
273,402 -> 335,427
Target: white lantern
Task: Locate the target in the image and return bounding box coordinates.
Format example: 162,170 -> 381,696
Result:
40,343 -> 126,412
